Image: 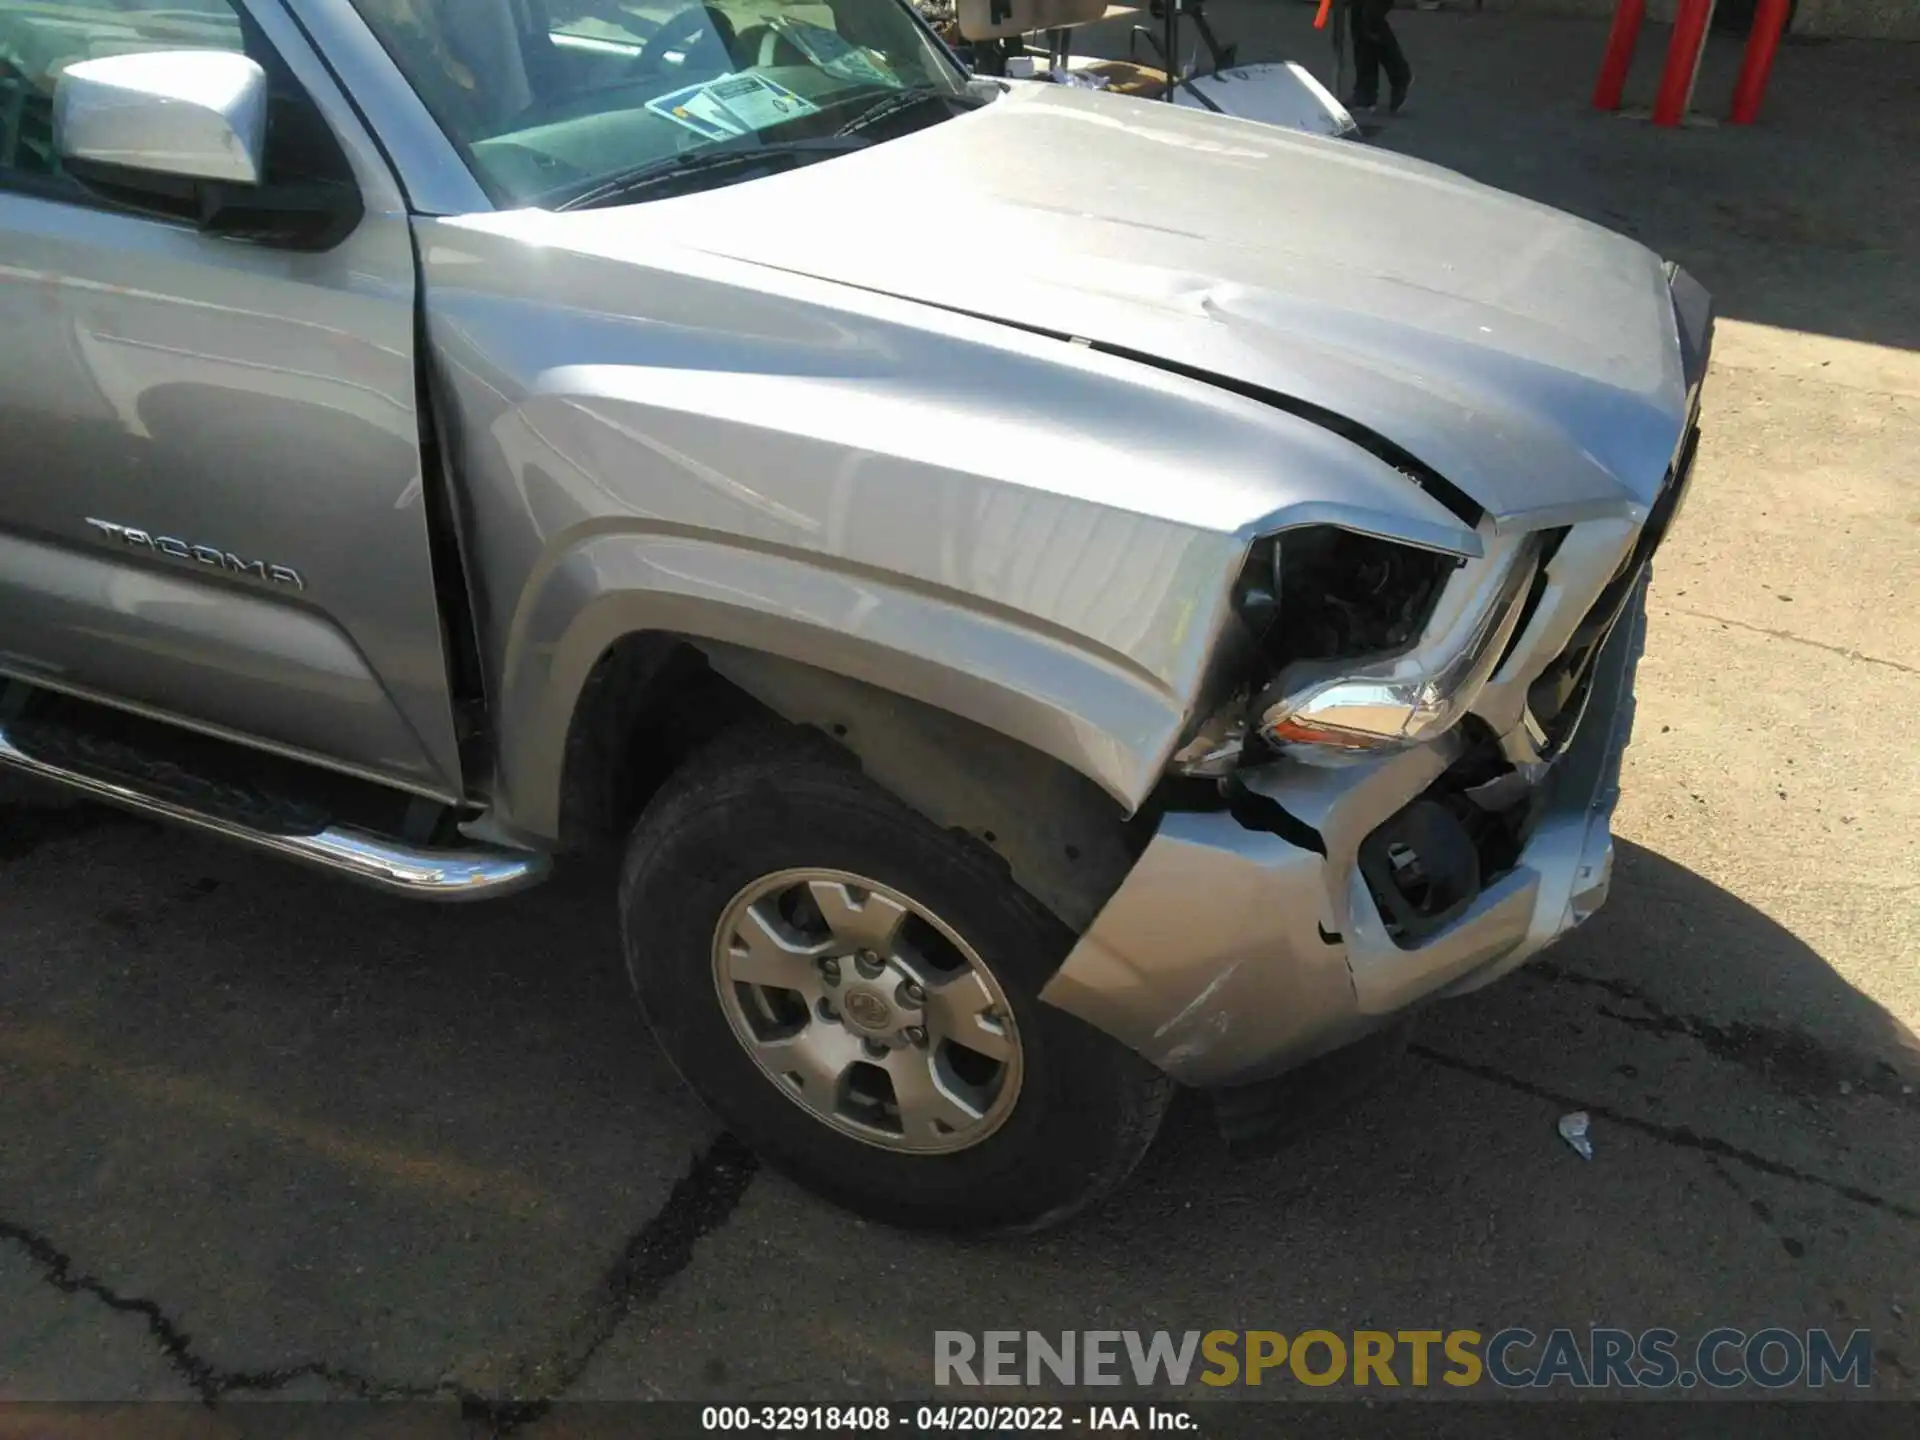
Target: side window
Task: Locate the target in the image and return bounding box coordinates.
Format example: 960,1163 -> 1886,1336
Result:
0,0 -> 352,204
545,1 -> 649,46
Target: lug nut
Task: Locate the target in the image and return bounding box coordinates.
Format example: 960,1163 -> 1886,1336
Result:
863,1039 -> 890,1059
855,949 -> 885,979
817,998 -> 839,1022
904,1026 -> 928,1046
900,980 -> 925,1006
820,957 -> 841,982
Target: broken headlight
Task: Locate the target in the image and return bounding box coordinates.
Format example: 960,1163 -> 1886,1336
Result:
1171,527 -> 1466,777
1253,532 -> 1538,755
1263,526 -> 1457,667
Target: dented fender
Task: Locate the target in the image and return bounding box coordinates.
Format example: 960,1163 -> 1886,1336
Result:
412,214 -> 1481,840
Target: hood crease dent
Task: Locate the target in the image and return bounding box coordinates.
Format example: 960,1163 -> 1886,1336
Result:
497,84 -> 1692,529
705,251 -> 1490,532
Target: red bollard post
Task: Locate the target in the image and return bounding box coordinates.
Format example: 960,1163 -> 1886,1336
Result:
1651,0 -> 1716,126
1729,0 -> 1792,123
1592,0 -> 1648,111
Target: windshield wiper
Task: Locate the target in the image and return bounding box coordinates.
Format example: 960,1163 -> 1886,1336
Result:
551,136 -> 872,212
834,85 -> 985,139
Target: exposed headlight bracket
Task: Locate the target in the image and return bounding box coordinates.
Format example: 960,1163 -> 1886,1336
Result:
1255,532 -> 1541,755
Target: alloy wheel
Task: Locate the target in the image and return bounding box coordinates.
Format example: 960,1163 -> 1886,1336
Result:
710,868 -> 1023,1153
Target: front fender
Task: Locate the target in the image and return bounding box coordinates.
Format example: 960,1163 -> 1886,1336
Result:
415,214 -> 1481,840
492,527 -> 1192,836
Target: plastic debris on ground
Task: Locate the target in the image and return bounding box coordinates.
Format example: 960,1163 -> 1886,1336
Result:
1558,1110 -> 1594,1161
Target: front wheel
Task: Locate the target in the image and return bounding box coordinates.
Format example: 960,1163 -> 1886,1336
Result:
618,728 -> 1171,1233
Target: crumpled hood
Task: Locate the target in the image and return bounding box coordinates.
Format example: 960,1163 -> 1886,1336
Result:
525,84 -> 1695,526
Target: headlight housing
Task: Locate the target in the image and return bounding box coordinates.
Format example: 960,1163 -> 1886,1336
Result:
1253,533 -> 1539,754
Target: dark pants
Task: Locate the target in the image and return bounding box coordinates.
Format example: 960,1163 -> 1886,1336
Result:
1349,0 -> 1411,106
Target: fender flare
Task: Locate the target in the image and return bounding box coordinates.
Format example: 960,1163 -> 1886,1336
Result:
490,529 -> 1190,850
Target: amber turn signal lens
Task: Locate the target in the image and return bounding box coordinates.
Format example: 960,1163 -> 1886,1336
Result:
1259,716 -> 1398,750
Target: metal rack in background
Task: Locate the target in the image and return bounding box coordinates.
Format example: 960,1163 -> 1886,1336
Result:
1127,0 -> 1237,106
940,0 -> 1227,101
945,0 -> 1358,123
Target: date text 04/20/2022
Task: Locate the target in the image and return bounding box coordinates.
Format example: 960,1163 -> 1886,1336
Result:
700,1406 -> 1195,1431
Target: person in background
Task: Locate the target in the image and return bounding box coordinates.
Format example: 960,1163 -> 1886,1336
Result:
1347,0 -> 1412,114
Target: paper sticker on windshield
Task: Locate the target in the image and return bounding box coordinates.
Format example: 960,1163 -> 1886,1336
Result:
706,72 -> 821,129
645,78 -> 750,139
646,72 -> 820,139
773,19 -> 900,88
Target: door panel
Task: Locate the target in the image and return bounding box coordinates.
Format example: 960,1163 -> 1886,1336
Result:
0,529 -> 450,786
0,0 -> 463,798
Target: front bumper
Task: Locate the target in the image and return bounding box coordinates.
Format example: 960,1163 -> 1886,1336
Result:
1040,262 -> 1708,1089
1040,575 -> 1649,1089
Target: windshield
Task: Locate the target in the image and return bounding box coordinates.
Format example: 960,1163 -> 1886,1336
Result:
348,0 -> 974,208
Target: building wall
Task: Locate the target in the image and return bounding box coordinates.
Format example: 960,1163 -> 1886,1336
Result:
1484,0 -> 1920,41
1791,0 -> 1920,39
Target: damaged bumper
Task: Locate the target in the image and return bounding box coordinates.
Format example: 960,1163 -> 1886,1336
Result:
1042,264 -> 1709,1089
1040,575 -> 1649,1089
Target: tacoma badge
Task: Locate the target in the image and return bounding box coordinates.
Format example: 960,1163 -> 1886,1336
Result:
84,519 -> 305,590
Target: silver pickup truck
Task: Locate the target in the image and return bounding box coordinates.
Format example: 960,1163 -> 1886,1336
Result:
0,0 -> 1708,1231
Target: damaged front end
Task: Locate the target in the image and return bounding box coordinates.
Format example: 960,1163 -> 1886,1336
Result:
1041,523 -> 1656,1088
1041,290 -> 1709,1093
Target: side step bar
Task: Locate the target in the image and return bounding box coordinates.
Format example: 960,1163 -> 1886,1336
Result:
0,718 -> 548,902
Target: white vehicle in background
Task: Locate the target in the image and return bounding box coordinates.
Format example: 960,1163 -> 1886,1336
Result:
931,0 -> 1360,139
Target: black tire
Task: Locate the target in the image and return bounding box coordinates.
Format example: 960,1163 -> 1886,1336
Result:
619,724 -> 1172,1233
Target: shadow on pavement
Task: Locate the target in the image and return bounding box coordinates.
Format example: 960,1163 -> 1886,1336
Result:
1541,840 -> 1920,1094
4,783 -> 1913,1401
541,844 -> 1920,1400
1130,838 -> 1920,1197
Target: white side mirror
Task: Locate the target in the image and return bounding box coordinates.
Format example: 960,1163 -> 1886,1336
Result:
55,49 -> 269,186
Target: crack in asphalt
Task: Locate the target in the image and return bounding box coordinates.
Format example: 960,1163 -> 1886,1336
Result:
502,1131 -> 760,1415
1700,1155 -> 1811,1261
0,1132 -> 759,1430
3,796 -> 763,1423
1661,606 -> 1920,676
1409,1043 -> 1920,1224
1528,961 -> 1918,1108
0,1213 -> 453,1407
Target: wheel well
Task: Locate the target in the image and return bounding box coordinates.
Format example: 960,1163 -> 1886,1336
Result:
557,634 -> 773,854
556,634 -> 1144,931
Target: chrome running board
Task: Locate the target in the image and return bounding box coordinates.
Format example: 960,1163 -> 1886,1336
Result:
0,717 -> 548,901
